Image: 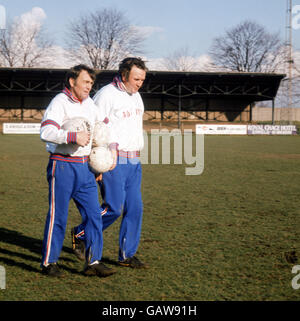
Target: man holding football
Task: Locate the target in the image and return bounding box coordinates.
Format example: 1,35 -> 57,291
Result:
72,57 -> 148,269
40,64 -> 116,277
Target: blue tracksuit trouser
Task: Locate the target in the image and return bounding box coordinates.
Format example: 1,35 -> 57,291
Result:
41,156 -> 103,266
74,156 -> 143,262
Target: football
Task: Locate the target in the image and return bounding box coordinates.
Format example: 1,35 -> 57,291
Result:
62,117 -> 91,134
89,146 -> 114,173
59,117 -> 91,154
92,121 -> 110,147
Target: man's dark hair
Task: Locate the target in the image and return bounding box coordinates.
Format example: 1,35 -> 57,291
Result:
65,64 -> 96,89
118,57 -> 148,81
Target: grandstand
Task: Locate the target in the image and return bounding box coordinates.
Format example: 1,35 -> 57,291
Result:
0,68 -> 286,131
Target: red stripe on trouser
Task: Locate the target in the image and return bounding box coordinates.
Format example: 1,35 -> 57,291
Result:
101,207 -> 108,215
75,230 -> 85,238
44,161 -> 56,266
74,208 -> 107,239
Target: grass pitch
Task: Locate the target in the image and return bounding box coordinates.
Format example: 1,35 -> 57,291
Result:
0,134 -> 300,301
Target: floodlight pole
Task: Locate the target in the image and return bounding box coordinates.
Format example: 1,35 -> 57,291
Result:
286,0 -> 293,123
288,0 -> 293,111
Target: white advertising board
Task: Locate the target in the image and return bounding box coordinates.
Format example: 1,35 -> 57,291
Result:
196,124 -> 247,135
247,125 -> 297,135
3,123 -> 41,134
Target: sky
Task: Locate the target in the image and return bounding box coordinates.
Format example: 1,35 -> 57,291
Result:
0,0 -> 299,61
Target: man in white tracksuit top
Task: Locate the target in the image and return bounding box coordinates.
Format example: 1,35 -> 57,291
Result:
40,65 -> 116,277
73,57 -> 148,269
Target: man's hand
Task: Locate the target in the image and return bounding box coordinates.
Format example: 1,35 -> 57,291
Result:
76,131 -> 90,147
95,173 -> 102,181
94,149 -> 117,182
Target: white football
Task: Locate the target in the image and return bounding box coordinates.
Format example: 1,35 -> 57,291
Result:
62,117 -> 91,134
89,146 -> 114,173
92,121 -> 110,147
59,117 -> 91,155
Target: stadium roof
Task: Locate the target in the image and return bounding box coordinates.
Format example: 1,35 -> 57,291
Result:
0,67 -> 285,109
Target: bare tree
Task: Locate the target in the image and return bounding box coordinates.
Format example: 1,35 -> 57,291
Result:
161,46 -> 216,72
209,20 -> 284,72
0,10 -> 53,67
66,8 -> 146,70
162,47 -> 196,71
